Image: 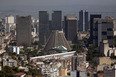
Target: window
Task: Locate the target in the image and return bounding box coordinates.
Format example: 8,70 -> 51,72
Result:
107,36 -> 113,39
107,28 -> 113,31
102,32 -> 107,35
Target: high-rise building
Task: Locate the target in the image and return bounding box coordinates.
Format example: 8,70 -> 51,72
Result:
5,15 -> 15,24
79,10 -> 88,32
5,15 -> 15,33
16,15 -> 32,46
93,17 -> 114,47
39,11 -> 49,45
52,11 -> 62,30
90,14 -> 101,43
64,14 -> 78,43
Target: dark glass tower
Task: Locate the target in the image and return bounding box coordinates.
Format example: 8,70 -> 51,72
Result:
39,11 -> 49,45
90,14 -> 101,43
79,10 -> 88,32
52,11 -> 62,31
64,15 -> 78,43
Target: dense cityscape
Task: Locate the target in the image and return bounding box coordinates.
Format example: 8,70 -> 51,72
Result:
0,7 -> 116,77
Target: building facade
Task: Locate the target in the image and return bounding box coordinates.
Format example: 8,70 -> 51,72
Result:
52,11 -> 62,31
64,15 -> 78,43
90,14 -> 101,43
93,17 -> 114,47
39,11 -> 49,45
79,10 -> 88,32
5,15 -> 15,33
16,15 -> 32,46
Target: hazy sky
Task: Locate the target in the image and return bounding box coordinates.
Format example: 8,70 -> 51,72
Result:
0,0 -> 116,18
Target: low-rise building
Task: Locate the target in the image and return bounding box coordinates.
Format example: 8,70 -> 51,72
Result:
104,66 -> 116,77
8,46 -> 20,54
99,40 -> 116,56
94,57 -> 111,65
13,72 -> 26,77
3,59 -> 17,67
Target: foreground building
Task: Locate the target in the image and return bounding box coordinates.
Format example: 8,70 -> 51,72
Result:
16,15 -> 32,46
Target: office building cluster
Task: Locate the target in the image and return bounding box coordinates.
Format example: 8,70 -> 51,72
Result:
0,9 -> 116,77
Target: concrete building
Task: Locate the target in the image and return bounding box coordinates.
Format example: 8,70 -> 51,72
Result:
9,46 -> 20,54
0,19 -> 4,30
77,32 -> 90,40
32,27 -> 36,38
44,30 -> 71,51
0,35 -> 5,48
5,15 -> 15,33
16,15 -> 32,46
71,53 -> 77,71
3,59 -> 17,67
113,20 -> 116,36
5,15 -> 15,24
93,17 -> 114,47
64,15 -> 78,43
90,14 -> 101,43
70,71 -> 87,77
104,67 -> 116,77
52,11 -> 62,30
99,40 -> 116,56
95,57 -> 111,65
79,10 -> 88,32
39,11 -> 50,45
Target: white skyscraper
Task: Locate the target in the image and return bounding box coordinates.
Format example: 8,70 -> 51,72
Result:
5,15 -> 15,33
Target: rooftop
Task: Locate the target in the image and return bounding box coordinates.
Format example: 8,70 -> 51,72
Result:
14,72 -> 25,76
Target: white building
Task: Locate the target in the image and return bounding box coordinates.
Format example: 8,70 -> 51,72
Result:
99,40 -> 116,56
5,15 -> 15,33
5,15 -> 15,24
104,66 -> 116,77
3,59 -> 17,67
114,20 -> 116,36
9,46 -> 20,54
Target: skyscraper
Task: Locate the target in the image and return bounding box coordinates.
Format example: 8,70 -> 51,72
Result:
52,11 -> 62,30
90,14 -> 101,43
5,15 -> 15,33
93,17 -> 114,47
39,11 -> 50,45
64,14 -> 78,43
16,15 -> 32,46
79,10 -> 88,32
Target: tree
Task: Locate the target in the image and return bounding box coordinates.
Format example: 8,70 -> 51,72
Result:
72,44 -> 84,53
114,36 -> 116,47
5,45 -> 8,52
0,66 -> 20,77
26,68 -> 42,77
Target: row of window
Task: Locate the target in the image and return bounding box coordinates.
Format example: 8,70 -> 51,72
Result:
93,36 -> 113,39
93,28 -> 113,31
